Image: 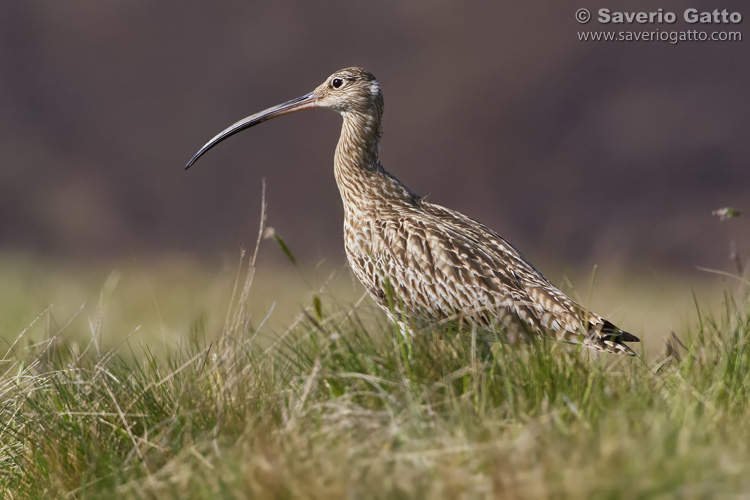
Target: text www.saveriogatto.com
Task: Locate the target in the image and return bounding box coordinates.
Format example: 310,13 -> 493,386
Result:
575,8 -> 743,44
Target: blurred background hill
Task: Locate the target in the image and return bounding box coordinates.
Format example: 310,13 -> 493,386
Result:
1,0 -> 747,275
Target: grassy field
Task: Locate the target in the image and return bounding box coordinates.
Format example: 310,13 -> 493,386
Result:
0,248 -> 748,498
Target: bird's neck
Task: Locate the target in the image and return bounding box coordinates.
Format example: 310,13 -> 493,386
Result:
334,111 -> 416,213
335,111 -> 381,171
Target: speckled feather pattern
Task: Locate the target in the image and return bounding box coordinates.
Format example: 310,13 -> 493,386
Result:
190,67 -> 640,355
325,68 -> 638,355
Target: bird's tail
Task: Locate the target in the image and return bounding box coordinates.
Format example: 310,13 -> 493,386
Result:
585,319 -> 640,356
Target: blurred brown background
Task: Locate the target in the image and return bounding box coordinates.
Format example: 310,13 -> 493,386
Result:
1,0 -> 747,274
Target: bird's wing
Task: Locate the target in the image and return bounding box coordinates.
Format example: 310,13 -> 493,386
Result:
358,202 -> 544,333
417,201 -> 640,354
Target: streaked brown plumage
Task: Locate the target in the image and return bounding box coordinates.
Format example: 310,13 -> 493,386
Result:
186,67 -> 640,355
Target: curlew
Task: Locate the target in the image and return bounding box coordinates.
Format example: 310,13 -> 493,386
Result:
186,67 -> 640,355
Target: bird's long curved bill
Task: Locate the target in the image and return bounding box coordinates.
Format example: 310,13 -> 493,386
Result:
185,91 -> 318,169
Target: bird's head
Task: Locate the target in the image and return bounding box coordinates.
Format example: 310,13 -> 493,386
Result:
185,67 -> 382,169
313,67 -> 383,114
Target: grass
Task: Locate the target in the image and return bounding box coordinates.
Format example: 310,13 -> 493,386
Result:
0,246 -> 748,497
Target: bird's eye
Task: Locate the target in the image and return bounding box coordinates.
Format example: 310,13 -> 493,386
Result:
331,78 -> 344,89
